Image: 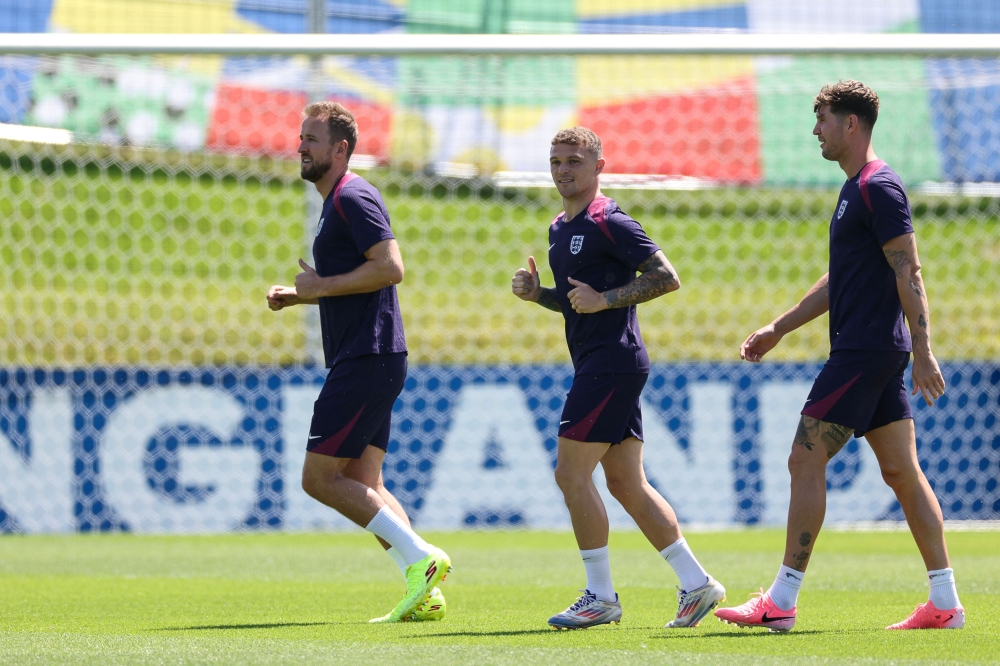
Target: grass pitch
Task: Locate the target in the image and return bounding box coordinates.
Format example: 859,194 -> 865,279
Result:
1,529 -> 998,665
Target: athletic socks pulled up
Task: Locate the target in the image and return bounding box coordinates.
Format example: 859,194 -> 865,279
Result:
659,538 -> 710,591
580,545 -> 616,602
364,506 -> 432,566
767,564 -> 804,611
386,546 -> 408,582
927,567 -> 961,609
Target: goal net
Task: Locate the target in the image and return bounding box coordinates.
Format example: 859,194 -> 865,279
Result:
1,8 -> 998,533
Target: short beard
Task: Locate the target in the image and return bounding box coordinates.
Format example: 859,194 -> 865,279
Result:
301,158 -> 333,183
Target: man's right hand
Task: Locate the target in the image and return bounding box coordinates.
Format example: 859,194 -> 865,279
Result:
511,255 -> 542,302
911,349 -> 946,406
267,285 -> 300,311
740,324 -> 783,362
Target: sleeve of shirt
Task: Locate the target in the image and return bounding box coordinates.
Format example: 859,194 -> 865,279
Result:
867,174 -> 914,246
605,209 -> 660,271
338,185 -> 396,254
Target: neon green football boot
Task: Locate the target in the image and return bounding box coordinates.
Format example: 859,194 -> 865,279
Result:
413,587 -> 447,621
369,548 -> 452,623
369,587 -> 446,623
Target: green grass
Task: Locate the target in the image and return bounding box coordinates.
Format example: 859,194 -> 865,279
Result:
2,140 -> 999,366
2,530 -> 999,664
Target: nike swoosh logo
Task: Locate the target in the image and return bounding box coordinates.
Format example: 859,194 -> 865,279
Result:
549,244 -> 556,250
784,573 -> 801,580
761,612 -> 795,623
560,420 -> 570,424
308,435 -> 321,440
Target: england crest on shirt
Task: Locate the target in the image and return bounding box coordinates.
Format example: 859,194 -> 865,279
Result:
837,200 -> 848,219
570,235 -> 585,254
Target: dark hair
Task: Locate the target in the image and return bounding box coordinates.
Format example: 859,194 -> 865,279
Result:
551,126 -> 603,159
814,80 -> 880,129
303,101 -> 359,159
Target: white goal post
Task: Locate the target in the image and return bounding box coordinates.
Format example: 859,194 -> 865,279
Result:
1,32 -> 1000,56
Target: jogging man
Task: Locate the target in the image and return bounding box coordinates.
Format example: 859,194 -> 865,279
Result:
267,102 -> 450,623
511,127 -> 726,630
715,81 -> 963,631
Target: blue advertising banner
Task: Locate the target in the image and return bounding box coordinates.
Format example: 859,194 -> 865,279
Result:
1,363 -> 997,533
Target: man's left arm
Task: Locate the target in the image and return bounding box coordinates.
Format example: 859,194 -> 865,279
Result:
882,232 -> 946,405
294,238 -> 404,299
566,250 -> 680,313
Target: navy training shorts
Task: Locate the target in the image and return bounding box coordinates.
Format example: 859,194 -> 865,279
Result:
801,349 -> 912,438
306,352 -> 407,459
559,372 -> 648,445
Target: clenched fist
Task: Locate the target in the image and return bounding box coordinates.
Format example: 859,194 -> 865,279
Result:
267,284 -> 300,311
566,277 -> 607,313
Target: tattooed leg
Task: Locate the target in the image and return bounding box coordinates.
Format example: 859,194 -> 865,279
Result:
783,416 -> 854,572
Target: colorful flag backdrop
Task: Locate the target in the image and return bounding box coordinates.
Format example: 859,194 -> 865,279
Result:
1,0 -> 999,184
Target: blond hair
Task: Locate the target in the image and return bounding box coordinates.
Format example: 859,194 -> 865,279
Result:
551,126 -> 603,159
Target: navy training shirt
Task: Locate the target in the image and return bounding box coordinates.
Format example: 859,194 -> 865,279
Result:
548,195 -> 660,375
828,160 -> 913,353
313,173 -> 407,367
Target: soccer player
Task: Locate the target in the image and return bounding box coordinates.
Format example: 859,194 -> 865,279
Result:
267,102 -> 450,623
511,127 -> 726,630
715,81 -> 963,631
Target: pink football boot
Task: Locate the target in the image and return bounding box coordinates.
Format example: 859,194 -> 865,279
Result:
886,601 -> 965,630
714,590 -> 796,632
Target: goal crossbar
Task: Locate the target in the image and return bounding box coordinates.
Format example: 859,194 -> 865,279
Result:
2,32 -> 1000,56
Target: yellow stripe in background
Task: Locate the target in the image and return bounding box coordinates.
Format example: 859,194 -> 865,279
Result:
576,55 -> 754,107
50,0 -> 268,77
50,0 -> 265,34
576,0 -> 744,18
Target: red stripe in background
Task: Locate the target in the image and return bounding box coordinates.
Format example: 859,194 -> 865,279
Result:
207,87 -> 391,160
578,76 -> 761,183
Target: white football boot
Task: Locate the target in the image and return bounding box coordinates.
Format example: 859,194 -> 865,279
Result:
666,576 -> 727,628
548,590 -> 622,630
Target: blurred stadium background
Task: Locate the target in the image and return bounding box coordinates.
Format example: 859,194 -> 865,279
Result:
0,0 -> 998,534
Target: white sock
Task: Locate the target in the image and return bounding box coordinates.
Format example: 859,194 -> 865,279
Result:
364,506 -> 432,566
386,546 -> 407,582
659,538 -> 710,591
580,546 -> 616,602
928,568 -> 960,609
767,565 -> 804,611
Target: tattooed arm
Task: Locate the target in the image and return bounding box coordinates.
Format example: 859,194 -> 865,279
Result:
534,288 -> 562,313
565,250 -> 679,313
882,232 -> 946,405
604,250 -> 680,308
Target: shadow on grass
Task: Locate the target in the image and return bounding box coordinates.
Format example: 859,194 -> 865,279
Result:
655,629 -> 831,639
159,622 -> 337,631
404,629 -> 557,638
